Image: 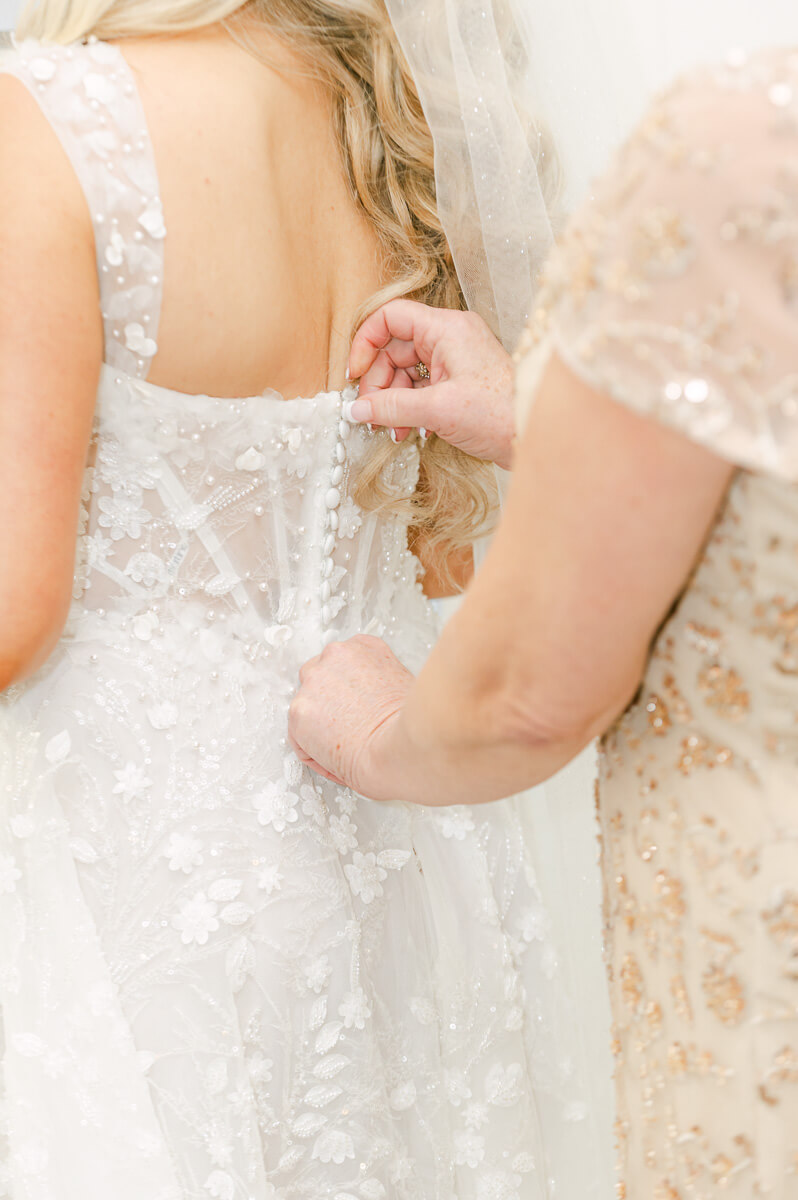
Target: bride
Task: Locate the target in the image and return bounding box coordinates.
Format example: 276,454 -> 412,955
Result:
0,2 -> 603,1197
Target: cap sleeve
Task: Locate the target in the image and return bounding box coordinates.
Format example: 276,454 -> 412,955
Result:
516,50 -> 798,480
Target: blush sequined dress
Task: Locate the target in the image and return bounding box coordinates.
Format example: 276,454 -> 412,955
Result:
0,37 -> 603,1200
517,47 -> 798,1200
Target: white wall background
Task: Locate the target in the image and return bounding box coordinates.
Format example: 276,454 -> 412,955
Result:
519,0 -> 798,209
0,0 -> 18,31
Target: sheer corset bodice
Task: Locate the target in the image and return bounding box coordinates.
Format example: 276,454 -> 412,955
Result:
70,365 -> 429,676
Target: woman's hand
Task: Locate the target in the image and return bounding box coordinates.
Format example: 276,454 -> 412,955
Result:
347,300 -> 516,469
289,636 -> 415,800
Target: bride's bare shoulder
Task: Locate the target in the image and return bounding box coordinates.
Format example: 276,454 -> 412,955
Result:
112,23 -> 307,110
0,70 -> 89,233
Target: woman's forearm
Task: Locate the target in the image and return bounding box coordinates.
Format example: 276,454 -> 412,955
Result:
369,571 -> 602,805
381,675 -> 590,806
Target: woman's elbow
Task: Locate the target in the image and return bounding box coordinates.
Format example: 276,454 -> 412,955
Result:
0,610 -> 69,692
485,675 -> 639,756
0,647 -> 50,692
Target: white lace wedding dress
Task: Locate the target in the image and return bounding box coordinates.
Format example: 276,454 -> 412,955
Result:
0,38 -> 601,1200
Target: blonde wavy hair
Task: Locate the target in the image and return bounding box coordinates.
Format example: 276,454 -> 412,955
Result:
17,0 -> 499,579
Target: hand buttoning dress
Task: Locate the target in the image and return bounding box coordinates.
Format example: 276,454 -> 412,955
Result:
0,38 -> 600,1200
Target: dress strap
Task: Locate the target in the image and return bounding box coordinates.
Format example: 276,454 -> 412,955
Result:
1,37 -> 165,380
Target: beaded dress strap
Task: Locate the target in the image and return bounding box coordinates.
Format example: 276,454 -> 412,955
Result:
1,38 -> 165,380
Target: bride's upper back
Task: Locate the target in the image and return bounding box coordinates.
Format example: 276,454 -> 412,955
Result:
118,26 -> 386,398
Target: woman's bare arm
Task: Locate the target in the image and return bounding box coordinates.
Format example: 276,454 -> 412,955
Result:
290,353 -> 733,801
0,78 -> 101,689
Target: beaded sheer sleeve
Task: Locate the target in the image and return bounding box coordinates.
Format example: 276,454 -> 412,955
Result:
516,49 -> 798,480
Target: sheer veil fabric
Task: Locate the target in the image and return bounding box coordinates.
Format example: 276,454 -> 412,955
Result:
383,0 -> 556,353
383,5 -> 616,1195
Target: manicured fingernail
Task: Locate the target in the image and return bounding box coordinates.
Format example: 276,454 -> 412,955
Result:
345,365 -> 351,382
419,427 -> 428,442
349,399 -> 373,423
341,399 -> 356,422
390,429 -> 399,444
367,423 -> 374,433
